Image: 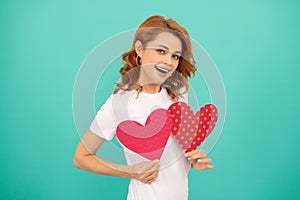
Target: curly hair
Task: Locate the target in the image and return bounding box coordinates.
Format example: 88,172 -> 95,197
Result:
113,15 -> 196,101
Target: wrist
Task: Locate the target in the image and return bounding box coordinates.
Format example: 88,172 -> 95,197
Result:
118,164 -> 135,179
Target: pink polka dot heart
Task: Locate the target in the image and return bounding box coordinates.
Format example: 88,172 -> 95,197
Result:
168,102 -> 218,153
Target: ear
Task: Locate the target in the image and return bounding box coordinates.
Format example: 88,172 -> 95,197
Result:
135,40 -> 144,57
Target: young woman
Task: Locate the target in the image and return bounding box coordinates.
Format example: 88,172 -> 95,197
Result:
73,15 -> 214,200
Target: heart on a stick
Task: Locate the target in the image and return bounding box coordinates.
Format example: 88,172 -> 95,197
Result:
116,109 -> 172,160
168,102 -> 218,153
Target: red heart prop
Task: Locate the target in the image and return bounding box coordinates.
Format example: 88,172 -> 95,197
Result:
168,102 -> 218,153
116,109 -> 172,160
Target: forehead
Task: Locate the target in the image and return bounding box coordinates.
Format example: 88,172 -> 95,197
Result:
146,32 -> 182,53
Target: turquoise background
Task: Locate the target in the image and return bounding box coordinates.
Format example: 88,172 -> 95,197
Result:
1,0 -> 299,199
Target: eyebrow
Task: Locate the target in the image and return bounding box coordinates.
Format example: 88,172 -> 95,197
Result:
156,44 -> 182,54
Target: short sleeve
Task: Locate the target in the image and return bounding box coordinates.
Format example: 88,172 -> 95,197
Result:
89,95 -> 117,140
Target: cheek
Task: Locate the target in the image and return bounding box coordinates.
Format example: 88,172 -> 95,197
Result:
141,52 -> 160,64
172,60 -> 180,69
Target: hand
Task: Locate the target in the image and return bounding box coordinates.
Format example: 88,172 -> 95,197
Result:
185,149 -> 214,170
129,160 -> 160,184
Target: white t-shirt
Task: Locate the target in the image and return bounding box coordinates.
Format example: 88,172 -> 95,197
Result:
90,87 -> 191,200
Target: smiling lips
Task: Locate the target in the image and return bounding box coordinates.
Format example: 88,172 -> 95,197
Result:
155,65 -> 171,75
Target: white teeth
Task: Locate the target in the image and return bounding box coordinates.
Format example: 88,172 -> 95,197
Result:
156,66 -> 169,73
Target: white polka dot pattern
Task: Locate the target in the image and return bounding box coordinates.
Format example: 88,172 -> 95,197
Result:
168,102 -> 218,153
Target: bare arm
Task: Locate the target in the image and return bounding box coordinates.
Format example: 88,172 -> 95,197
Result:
73,129 -> 133,178
73,129 -> 160,183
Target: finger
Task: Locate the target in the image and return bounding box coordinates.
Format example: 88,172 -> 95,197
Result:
198,149 -> 207,158
145,170 -> 158,182
189,152 -> 208,161
141,169 -> 158,184
185,150 -> 207,159
139,170 -> 154,181
147,160 -> 160,172
184,150 -> 199,157
146,177 -> 155,184
148,172 -> 159,183
147,177 -> 157,184
196,158 -> 212,164
151,159 -> 160,168
143,161 -> 160,178
206,165 -> 214,169
143,169 -> 158,179
142,160 -> 159,173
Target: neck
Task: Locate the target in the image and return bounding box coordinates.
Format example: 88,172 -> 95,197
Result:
140,84 -> 161,94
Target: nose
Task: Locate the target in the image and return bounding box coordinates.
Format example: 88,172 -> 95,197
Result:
163,53 -> 173,66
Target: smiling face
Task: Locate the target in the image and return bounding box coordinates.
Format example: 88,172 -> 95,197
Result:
135,31 -> 182,86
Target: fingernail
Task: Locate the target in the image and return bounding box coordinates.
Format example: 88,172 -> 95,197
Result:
197,159 -> 201,163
